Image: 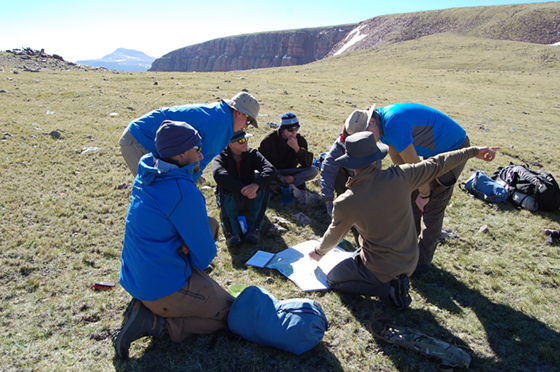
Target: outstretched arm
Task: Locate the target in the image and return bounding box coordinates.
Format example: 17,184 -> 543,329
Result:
476,147 -> 500,161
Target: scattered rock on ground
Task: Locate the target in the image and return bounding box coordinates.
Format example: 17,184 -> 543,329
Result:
291,185 -> 321,205
293,212 -> 312,225
48,130 -> 61,139
80,147 -> 100,155
439,226 -> 462,241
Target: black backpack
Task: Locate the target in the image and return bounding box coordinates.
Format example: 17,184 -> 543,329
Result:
491,163 -> 560,211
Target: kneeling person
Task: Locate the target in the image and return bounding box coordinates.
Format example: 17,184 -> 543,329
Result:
213,131 -> 277,247
310,132 -> 498,310
114,121 -> 234,359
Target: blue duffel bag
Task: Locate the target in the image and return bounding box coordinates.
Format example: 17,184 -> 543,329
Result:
462,170 -> 508,204
227,286 -> 328,355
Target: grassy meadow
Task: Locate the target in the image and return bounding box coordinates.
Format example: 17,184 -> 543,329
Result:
1,33 -> 560,371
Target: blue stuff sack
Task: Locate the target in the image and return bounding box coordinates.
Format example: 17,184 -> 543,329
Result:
462,171 -> 508,204
227,286 -> 328,355
313,152 -> 327,169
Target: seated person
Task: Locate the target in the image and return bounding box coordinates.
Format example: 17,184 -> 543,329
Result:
213,131 -> 277,247
258,112 -> 319,191
320,106 -> 381,216
114,121 -> 234,359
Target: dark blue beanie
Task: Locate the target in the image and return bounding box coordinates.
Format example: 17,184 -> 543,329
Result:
155,120 -> 201,159
280,112 -> 300,130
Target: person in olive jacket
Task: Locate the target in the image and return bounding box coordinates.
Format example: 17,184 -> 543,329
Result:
213,131 -> 277,247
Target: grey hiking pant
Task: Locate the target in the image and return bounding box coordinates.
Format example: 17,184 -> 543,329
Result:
276,166 -> 319,187
326,249 -> 391,299
413,136 -> 470,267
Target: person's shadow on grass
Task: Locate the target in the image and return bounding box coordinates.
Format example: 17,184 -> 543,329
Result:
337,267 -> 560,371
411,267 -> 560,370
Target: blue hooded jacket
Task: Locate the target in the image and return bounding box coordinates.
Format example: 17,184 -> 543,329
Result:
127,101 -> 234,181
119,154 -> 217,301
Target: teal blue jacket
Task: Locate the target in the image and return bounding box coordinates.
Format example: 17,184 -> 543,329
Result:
128,101 -> 234,181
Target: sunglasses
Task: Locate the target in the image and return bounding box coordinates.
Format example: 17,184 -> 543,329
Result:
193,146 -> 202,154
286,126 -> 300,133
237,137 -> 250,144
245,114 -> 253,125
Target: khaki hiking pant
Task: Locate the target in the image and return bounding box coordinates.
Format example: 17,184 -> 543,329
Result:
142,268 -> 234,343
142,217 -> 234,343
119,127 -> 148,177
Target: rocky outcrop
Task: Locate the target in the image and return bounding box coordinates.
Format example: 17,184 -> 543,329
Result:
0,48 -> 93,73
149,25 -> 356,72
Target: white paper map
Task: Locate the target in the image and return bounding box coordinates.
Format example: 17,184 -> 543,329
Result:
246,240 -> 354,291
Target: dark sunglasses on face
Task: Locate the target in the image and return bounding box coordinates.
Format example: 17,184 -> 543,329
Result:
237,137 -> 249,144
286,126 -> 300,133
245,114 -> 253,125
193,146 -> 202,154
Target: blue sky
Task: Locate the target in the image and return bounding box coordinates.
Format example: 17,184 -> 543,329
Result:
0,0 -> 553,62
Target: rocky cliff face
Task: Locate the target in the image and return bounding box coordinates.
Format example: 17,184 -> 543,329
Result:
149,25 -> 356,72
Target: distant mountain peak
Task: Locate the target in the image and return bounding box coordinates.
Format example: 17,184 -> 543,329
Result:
77,49 -> 156,71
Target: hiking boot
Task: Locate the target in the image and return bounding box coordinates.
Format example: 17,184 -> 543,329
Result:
389,274 -> 412,311
113,298 -> 165,360
246,230 -> 260,244
226,233 -> 241,247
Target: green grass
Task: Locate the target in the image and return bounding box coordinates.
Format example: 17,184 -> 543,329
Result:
1,33 -> 560,371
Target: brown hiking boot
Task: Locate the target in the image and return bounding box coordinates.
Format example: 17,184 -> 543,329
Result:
113,298 -> 165,359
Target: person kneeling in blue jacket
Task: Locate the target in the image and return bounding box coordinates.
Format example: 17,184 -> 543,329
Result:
114,120 -> 234,359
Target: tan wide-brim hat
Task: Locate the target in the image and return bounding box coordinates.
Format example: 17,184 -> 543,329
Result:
224,92 -> 260,128
344,104 -> 376,136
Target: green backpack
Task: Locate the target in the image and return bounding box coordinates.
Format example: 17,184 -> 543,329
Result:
369,318 -> 472,371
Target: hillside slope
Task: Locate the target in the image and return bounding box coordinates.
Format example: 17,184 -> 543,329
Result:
328,2 -> 560,57
150,3 -> 560,73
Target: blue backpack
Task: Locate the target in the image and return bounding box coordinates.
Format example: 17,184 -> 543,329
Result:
227,286 -> 328,355
461,170 -> 508,204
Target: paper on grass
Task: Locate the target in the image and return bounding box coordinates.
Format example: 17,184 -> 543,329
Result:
246,240 -> 353,291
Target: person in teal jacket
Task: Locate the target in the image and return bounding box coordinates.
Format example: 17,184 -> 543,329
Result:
114,121 -> 234,360
370,103 -> 470,275
118,91 -> 260,179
